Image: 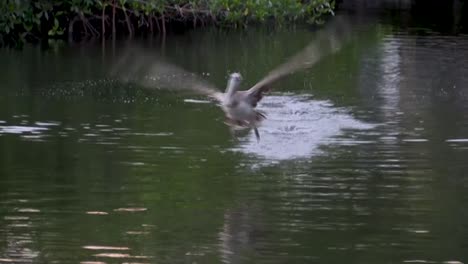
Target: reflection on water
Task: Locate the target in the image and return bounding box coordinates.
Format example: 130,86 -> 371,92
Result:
378,38 -> 401,115
2,3 -> 468,264
0,125 -> 48,134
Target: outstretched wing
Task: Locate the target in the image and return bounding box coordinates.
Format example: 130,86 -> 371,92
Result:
110,46 -> 224,102
245,15 -> 353,105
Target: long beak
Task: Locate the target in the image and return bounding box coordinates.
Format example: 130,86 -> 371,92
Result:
225,73 -> 242,101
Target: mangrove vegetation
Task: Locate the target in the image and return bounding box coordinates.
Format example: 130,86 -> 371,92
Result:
0,0 -> 335,46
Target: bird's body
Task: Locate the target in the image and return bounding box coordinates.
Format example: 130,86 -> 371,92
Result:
223,99 -> 260,125
221,74 -> 264,123
218,73 -> 266,140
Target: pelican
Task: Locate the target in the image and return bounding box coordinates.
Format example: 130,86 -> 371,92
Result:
217,72 -> 266,140
111,16 -> 353,140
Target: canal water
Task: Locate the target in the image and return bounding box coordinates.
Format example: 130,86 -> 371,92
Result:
1,2 -> 468,264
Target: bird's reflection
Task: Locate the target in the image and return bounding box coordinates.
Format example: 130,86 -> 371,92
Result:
218,204 -> 265,264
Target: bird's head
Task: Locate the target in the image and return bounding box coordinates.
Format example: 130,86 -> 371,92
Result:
229,72 -> 242,82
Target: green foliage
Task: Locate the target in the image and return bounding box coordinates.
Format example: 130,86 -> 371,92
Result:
0,0 -> 66,45
0,0 -> 335,47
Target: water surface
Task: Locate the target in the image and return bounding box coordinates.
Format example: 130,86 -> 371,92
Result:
1,5 -> 468,264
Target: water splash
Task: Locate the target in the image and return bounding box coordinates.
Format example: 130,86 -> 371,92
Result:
232,95 -> 375,160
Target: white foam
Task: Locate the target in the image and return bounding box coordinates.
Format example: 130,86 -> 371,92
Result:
184,98 -> 212,104
232,95 -> 375,160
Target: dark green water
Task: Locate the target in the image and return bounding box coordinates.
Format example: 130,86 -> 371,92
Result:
1,5 -> 468,264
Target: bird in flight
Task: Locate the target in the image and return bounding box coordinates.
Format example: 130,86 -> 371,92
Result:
111,16 -> 352,140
